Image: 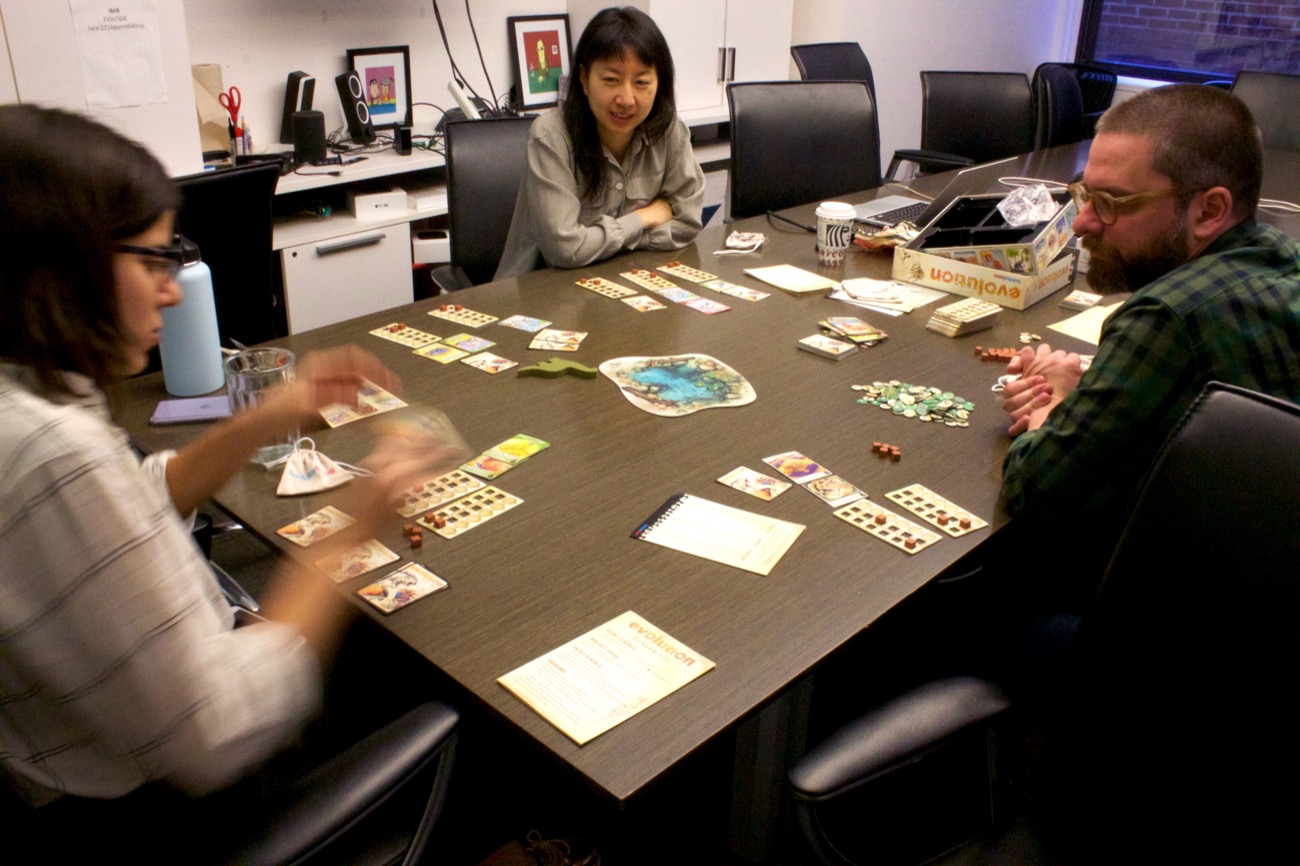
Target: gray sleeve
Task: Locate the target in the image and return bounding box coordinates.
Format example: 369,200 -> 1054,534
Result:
635,119 -> 706,252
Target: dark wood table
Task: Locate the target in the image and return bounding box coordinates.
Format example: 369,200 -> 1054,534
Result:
111,141 -> 1297,847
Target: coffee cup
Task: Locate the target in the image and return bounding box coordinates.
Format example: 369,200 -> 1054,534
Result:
815,201 -> 857,267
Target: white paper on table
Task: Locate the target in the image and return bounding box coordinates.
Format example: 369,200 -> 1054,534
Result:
838,277 -> 946,313
743,265 -> 838,294
1048,302 -> 1122,346
70,0 -> 167,108
498,611 -> 715,746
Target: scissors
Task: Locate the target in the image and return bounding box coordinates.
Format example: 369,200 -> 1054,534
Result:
219,86 -> 241,126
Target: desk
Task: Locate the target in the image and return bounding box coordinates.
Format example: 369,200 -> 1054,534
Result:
111,141 -> 1297,843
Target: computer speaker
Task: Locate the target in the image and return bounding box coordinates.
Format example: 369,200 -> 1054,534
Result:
334,71 -> 375,144
292,110 -> 327,164
279,71 -> 315,144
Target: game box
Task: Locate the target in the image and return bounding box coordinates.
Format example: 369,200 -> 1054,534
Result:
892,193 -> 1079,311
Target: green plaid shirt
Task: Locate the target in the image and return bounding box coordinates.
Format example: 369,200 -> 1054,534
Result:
1003,220 -> 1300,523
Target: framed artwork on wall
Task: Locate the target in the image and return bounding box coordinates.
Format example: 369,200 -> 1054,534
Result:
347,45 -> 413,130
507,14 -> 572,110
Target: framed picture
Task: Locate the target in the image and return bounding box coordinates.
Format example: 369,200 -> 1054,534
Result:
347,45 -> 413,130
507,14 -> 572,110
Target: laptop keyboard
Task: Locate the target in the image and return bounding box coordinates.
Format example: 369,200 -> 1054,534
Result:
865,201 -> 929,225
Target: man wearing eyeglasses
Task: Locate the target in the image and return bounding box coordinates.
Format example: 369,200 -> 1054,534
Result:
999,84 -> 1299,587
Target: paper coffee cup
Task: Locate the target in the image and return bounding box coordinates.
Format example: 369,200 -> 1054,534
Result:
815,201 -> 857,267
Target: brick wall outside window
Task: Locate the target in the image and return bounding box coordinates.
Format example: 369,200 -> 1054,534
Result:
1092,0 -> 1299,77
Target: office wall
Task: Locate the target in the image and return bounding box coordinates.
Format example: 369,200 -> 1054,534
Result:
183,0 -> 558,152
0,6 -> 18,104
792,0 -> 1086,170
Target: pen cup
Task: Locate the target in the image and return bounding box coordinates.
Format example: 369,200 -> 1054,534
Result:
225,348 -> 298,466
815,201 -> 857,267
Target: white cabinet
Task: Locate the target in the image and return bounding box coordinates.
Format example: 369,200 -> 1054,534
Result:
568,0 -> 793,123
281,223 -> 412,333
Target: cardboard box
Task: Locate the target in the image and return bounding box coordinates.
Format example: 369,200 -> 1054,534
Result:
347,185 -> 407,219
910,193 -> 1077,276
893,244 -> 1078,311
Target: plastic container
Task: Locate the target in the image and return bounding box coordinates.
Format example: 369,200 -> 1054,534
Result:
160,236 -> 225,396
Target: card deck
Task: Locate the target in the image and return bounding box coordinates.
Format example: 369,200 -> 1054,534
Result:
396,469 -> 486,518
277,505 -> 355,547
315,539 -> 400,583
885,485 -> 988,537
357,563 -> 448,613
798,334 -> 858,359
658,261 -> 718,283
717,466 -> 791,501
428,305 -> 498,328
498,315 -> 552,332
369,323 -> 440,348
416,486 -> 523,538
461,352 -> 517,374
576,277 -> 636,298
413,343 -> 469,364
833,501 -> 942,554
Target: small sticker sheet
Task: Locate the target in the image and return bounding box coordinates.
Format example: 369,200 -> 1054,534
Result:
885,485 -> 988,537
763,451 -> 833,485
428,305 -> 498,328
699,279 -> 769,302
319,380 -> 407,428
833,501 -> 942,555
530,329 -> 587,352
576,277 -> 636,298
369,323 -> 440,348
717,466 -> 791,501
683,297 -> 731,315
315,539 -> 400,583
277,505 -> 356,548
499,315 -> 552,332
416,486 -> 523,538
442,333 -> 496,353
461,352 -> 517,374
658,261 -> 718,283
413,343 -> 470,364
395,469 -> 486,518
622,295 -> 667,312
357,563 -> 448,614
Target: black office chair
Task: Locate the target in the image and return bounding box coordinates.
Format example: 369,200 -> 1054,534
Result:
432,115 -> 536,291
790,42 -> 876,99
1031,63 -> 1087,149
9,701 -> 459,865
1041,61 -> 1116,136
790,382 -> 1300,864
887,71 -> 1033,180
726,80 -> 881,220
1231,70 -> 1300,152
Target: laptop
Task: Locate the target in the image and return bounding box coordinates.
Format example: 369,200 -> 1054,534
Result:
853,157 -> 1020,228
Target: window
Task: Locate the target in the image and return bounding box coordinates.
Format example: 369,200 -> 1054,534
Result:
1077,0 -> 1300,82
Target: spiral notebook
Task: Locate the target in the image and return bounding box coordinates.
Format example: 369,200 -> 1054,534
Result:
631,493 -> 805,576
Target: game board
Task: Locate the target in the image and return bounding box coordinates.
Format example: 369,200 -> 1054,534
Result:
395,469 -> 486,518
599,354 -> 756,417
416,486 -> 523,538
369,323 -> 440,348
832,501 -> 942,554
885,485 -> 988,537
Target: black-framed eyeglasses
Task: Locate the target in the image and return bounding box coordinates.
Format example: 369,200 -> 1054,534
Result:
113,243 -> 186,278
1066,182 -> 1199,226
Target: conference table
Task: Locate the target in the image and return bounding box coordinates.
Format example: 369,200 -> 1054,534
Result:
112,141 -> 1298,854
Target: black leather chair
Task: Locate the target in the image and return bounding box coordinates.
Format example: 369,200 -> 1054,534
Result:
887,72 -> 1033,180
790,382 -> 1300,865
1231,70 -> 1300,152
1031,63 -> 1087,149
790,42 -> 876,99
726,80 -> 881,220
432,115 -> 536,290
10,702 -> 459,865
1039,61 -> 1116,136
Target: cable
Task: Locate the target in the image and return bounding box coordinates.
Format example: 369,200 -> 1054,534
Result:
1258,197 -> 1300,214
463,0 -> 499,111
998,175 -> 1069,192
431,0 -> 484,103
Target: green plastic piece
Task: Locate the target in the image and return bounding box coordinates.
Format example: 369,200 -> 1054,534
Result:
517,358 -> 599,379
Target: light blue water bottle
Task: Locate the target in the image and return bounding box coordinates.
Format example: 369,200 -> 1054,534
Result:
160,236 -> 225,396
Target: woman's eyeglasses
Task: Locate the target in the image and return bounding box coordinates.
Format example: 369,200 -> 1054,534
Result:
113,243 -> 186,278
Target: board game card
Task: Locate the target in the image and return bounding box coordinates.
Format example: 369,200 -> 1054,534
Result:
461,454 -> 512,480
798,334 -> 858,359
369,323 -> 440,348
699,279 -> 769,302
498,315 -> 552,332
530,329 -> 587,351
717,466 -> 791,501
319,380 -> 408,427
622,295 -> 667,312
412,343 -> 470,364
658,261 -> 718,283
357,563 -> 448,613
461,352 -> 517,374
576,276 -> 637,298
428,305 -> 498,328
442,333 -> 495,352
803,475 -> 866,508
621,268 -> 681,291
487,434 -> 551,465
763,451 -> 832,484
683,297 -> 730,315
833,501 -> 942,555
277,505 -> 356,547
822,317 -> 888,345
416,486 -> 523,538
315,539 -> 400,583
650,287 -> 700,303
885,485 -> 989,538
396,469 -> 486,517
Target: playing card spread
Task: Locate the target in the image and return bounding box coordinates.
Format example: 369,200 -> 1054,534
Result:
357,563 -> 448,613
